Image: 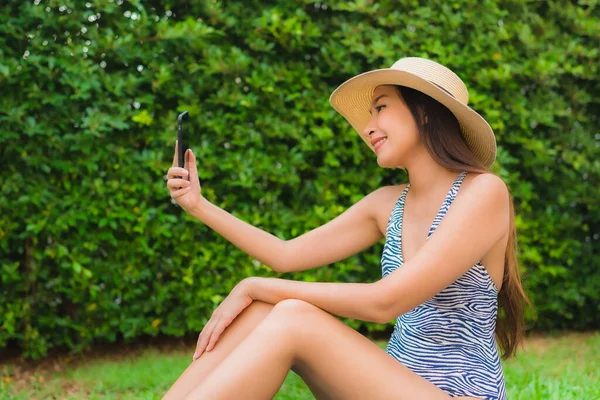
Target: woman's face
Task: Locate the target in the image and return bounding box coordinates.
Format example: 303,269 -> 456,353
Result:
362,85 -> 422,169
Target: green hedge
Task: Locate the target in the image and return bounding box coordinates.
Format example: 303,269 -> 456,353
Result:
0,0 -> 598,359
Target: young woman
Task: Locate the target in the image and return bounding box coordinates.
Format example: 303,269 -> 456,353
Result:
162,57 -> 531,399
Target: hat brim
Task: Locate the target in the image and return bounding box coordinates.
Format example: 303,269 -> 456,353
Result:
329,68 -> 497,168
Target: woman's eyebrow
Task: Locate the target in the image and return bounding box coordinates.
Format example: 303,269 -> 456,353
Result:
368,94 -> 389,114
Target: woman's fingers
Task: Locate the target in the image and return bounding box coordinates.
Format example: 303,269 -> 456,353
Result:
170,186 -> 191,200
167,178 -> 190,190
167,167 -> 188,180
168,180 -> 190,198
206,317 -> 232,352
194,318 -> 218,360
187,149 -> 199,186
193,330 -> 208,360
183,149 -> 198,190
183,149 -> 189,172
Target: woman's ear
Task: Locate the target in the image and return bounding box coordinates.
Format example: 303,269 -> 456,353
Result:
416,104 -> 428,125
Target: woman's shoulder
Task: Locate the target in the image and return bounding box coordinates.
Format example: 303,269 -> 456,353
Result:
371,184 -> 409,236
377,183 -> 410,195
462,172 -> 509,197
371,183 -> 409,207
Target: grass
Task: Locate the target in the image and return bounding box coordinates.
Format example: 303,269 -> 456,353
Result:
2,332 -> 599,399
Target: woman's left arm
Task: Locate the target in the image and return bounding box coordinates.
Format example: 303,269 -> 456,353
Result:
246,175 -> 510,327
245,277 -> 386,323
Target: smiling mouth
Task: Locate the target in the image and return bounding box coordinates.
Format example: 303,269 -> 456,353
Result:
374,137 -> 387,151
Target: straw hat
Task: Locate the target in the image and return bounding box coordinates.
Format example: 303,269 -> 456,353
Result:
329,57 -> 497,168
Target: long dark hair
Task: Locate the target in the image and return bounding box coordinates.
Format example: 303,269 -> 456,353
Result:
394,85 -> 533,360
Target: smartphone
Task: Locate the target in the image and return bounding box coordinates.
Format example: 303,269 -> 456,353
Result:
177,111 -> 189,170
176,111 -> 190,189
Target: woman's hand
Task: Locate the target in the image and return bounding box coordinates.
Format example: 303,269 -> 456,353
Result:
166,140 -> 202,214
192,279 -> 255,361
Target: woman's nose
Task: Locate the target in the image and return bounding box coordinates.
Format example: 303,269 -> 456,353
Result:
362,117 -> 375,137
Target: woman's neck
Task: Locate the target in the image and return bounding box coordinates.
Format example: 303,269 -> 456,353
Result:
405,157 -> 461,200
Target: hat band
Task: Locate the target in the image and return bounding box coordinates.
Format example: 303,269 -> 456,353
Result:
428,81 -> 456,99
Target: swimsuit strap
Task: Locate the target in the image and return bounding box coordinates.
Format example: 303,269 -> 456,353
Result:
426,170 -> 468,239
385,171 -> 468,242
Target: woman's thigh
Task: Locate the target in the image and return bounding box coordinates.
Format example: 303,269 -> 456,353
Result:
163,300 -> 275,400
163,300 -> 334,399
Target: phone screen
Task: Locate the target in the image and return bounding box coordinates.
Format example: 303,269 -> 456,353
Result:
177,111 -> 189,169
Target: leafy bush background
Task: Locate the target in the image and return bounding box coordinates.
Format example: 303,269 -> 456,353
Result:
0,0 -> 598,359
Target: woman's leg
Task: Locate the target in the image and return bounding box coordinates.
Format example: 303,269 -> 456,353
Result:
162,300 -> 275,400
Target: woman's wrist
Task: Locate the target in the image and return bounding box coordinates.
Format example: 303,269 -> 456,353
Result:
242,277 -> 263,301
188,195 -> 209,219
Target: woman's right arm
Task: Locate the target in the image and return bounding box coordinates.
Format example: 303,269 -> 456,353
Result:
189,187 -> 387,273
188,197 -> 290,272
169,142 -> 387,274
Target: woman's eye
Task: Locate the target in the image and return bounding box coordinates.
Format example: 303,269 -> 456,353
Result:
376,105 -> 386,112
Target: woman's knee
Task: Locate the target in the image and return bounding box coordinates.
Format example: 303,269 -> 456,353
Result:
262,299 -> 324,335
229,300 -> 275,330
242,300 -> 275,317
271,299 -> 322,317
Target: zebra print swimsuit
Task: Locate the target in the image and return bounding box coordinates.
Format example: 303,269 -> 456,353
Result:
381,171 -> 507,399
